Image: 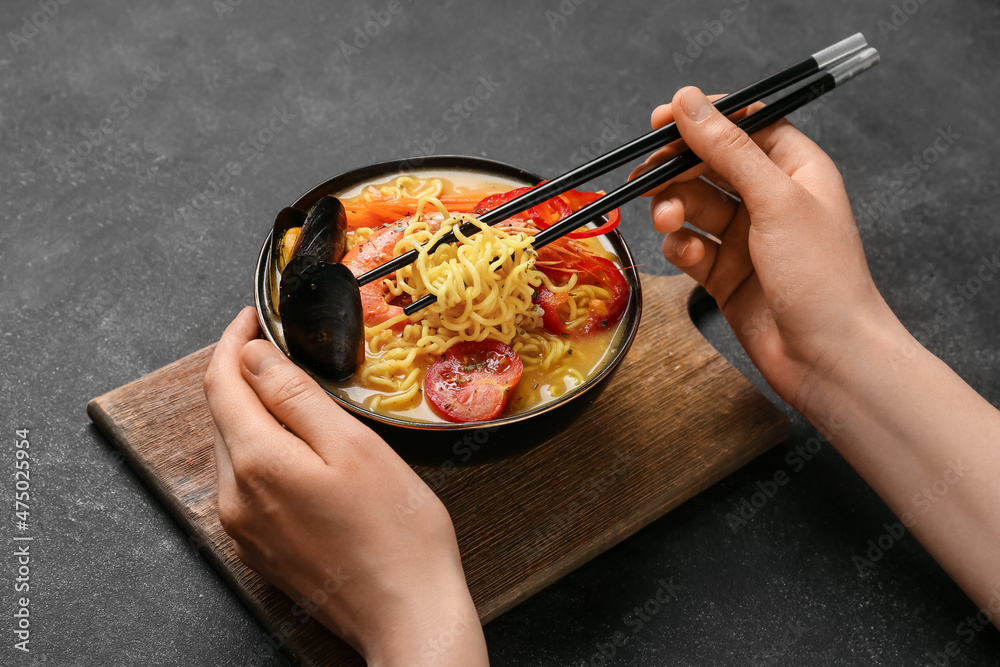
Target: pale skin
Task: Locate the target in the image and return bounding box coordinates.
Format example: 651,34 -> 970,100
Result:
204,86 -> 1000,664
203,316 -> 487,665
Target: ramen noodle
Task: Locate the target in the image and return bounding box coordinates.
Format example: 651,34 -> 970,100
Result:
281,172 -> 630,423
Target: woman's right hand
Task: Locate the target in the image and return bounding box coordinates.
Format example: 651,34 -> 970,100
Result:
631,88 -> 1000,626
629,86 -> 896,416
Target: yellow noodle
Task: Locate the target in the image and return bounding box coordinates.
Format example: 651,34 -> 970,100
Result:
372,176 -> 445,200
344,176 -> 620,411
346,226 -> 373,251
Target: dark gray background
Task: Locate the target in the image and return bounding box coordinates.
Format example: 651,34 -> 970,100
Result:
2,0 -> 998,665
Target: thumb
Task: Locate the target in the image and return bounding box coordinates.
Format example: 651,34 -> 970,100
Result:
240,338 -> 372,456
672,86 -> 794,213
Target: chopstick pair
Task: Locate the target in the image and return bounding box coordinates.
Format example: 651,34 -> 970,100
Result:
362,34 -> 880,316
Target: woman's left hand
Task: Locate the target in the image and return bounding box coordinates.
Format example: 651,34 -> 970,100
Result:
203,307 -> 488,667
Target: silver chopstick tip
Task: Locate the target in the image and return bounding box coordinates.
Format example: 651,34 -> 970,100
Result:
829,47 -> 880,86
812,33 -> 869,70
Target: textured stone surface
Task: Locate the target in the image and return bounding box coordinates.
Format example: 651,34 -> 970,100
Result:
1,0 -> 998,665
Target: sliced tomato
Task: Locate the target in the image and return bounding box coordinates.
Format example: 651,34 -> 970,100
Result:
533,247 -> 629,337
534,289 -> 571,335
424,340 -> 524,423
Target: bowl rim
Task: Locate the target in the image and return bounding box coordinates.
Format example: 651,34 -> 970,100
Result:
254,155 -> 643,432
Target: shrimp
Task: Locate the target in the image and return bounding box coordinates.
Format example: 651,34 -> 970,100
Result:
342,224 -> 407,329
342,214 -> 445,329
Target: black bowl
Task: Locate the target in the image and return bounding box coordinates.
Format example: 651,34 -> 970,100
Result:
254,156 -> 643,465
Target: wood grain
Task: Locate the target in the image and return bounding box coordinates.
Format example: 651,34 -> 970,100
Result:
87,273 -> 789,666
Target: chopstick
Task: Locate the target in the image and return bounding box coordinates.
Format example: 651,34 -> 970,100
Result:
358,33 -> 868,287
403,46 -> 880,316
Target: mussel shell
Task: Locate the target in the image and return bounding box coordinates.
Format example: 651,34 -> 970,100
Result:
279,256 -> 364,382
292,195 -> 348,265
271,206 -> 307,274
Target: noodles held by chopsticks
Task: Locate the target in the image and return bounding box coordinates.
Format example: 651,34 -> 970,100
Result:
358,190 -> 585,411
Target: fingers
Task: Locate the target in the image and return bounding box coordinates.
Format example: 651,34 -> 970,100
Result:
240,338 -> 376,464
650,103 -> 675,130
628,95 -> 759,197
718,271 -> 770,348
204,307 -> 311,472
671,87 -> 797,220
205,308 -> 269,446
661,208 -> 755,309
629,154 -> 711,197
651,178 -> 739,237
213,423 -> 237,505
662,229 -> 718,283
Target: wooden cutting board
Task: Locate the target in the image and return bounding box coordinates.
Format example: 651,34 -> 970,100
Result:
87,273 -> 789,666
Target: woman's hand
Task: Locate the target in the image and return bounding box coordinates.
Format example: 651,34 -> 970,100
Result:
203,307 -> 488,666
633,87 -> 1000,626
630,86 -> 893,414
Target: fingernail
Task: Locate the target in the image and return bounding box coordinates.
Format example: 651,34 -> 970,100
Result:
673,239 -> 691,257
653,199 -> 673,225
685,89 -> 713,122
244,341 -> 283,376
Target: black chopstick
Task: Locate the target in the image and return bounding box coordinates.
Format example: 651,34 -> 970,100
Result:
357,33 -> 868,287
403,46 -> 880,316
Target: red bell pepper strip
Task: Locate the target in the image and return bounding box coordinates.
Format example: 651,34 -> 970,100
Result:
473,184 -> 621,239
